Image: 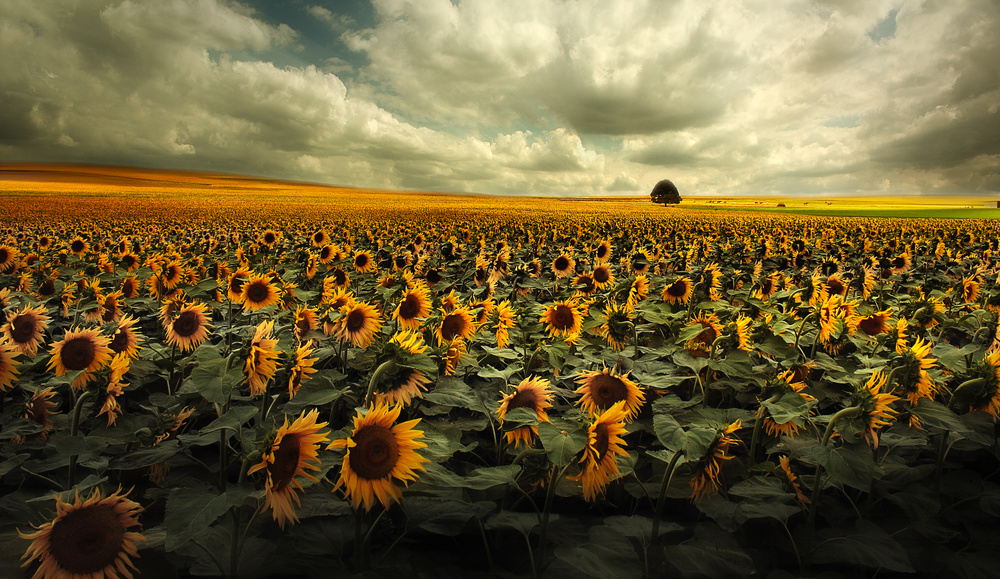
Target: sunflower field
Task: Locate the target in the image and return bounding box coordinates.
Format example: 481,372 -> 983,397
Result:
1,182 -> 999,578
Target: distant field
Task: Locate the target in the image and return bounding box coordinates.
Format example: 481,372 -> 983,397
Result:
682,195 -> 1000,219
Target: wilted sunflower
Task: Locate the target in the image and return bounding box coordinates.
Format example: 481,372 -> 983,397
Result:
19,487 -> 145,579
245,320 -> 280,396
570,400 -> 630,502
435,306 -> 475,346
393,283 -> 431,331
599,301 -> 631,351
48,327 -> 113,389
779,456 -> 810,507
966,349 -> 1000,419
3,304 -> 51,356
540,299 -> 582,338
575,365 -> 645,420
661,277 -> 693,305
288,342 -> 319,399
335,300 -> 383,349
164,303 -> 211,353
690,420 -> 741,503
853,370 -> 900,448
374,331 -> 432,406
894,336 -> 938,405
328,402 -> 429,511
247,409 -> 329,529
496,377 -> 554,449
760,370 -> 815,437
241,273 -> 280,312
11,386 -> 58,444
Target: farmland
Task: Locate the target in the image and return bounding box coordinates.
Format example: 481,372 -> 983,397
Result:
1,164 -> 999,578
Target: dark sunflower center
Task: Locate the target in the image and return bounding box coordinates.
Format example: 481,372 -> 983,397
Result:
320,246 -> 332,260
48,504 -> 125,575
11,315 -> 37,343
246,281 -> 270,304
61,337 -> 96,371
590,374 -> 627,409
313,232 -> 325,244
597,244 -> 609,259
165,265 -> 181,282
593,422 -> 611,461
264,233 -> 276,245
172,311 -> 201,338
296,315 -> 313,336
858,315 -> 884,336
345,309 -> 367,333
667,280 -> 688,297
593,267 -> 610,284
333,269 -> 347,285
426,269 -> 442,284
892,256 -> 906,269
694,322 -> 717,346
395,256 -> 407,269
507,388 -> 540,411
109,330 -> 129,353
269,433 -> 302,492
554,256 -> 570,271
0,248 -> 9,263
761,278 -> 773,294
349,425 -> 399,480
229,276 -> 246,295
440,313 -> 468,341
355,254 -> 369,268
398,294 -> 421,319
828,279 -> 845,295
70,240 -> 85,253
39,279 -> 56,296
550,305 -> 576,330
577,276 -> 595,293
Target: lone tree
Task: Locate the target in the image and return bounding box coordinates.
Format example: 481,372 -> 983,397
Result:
650,179 -> 681,205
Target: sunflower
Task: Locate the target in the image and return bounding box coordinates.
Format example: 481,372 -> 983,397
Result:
893,317 -> 910,353
393,283 -> 431,331
0,338 -> 21,391
960,276 -> 980,304
334,300 -> 383,349
159,260 -> 184,289
895,336 -> 938,405
311,230 -> 329,247
493,300 -> 516,349
540,299 -> 582,338
760,370 -> 815,437
68,237 -> 89,256
690,420 -> 741,503
435,306 -> 475,346
572,272 -> 597,296
48,327 -> 113,389
240,273 -> 280,312
328,267 -> 350,289
353,250 -> 377,274
375,367 -> 432,407
328,402 -> 429,511
443,337 -> 467,376
592,264 -> 615,290
661,277 -> 693,305
164,303 -> 211,353
0,244 -> 18,273
292,306 -> 320,343
684,311 -> 723,356
575,365 -> 644,421
599,301 -> 631,351
753,272 -> 782,300
594,240 -> 612,264
121,277 -> 140,299
969,349 -> 1000,419
779,456 -> 810,507
552,253 -> 575,278
225,268 -> 251,304
3,304 -> 51,356
99,353 -> 130,426
245,320 -> 280,396
11,386 -> 58,444
889,252 -> 912,275
732,314 -> 753,352
288,342 -> 319,399
260,229 -> 280,248
703,263 -> 723,301
854,309 -> 892,337
853,370 -> 900,448
496,377 -> 554,449
570,400 -> 630,502
247,409 -> 329,529
19,487 -> 146,579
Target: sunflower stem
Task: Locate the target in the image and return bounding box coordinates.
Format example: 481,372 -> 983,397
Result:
191,537 -> 227,577
792,311 -> 816,357
821,405 -> 862,447
68,389 -> 94,488
650,449 -> 683,546
947,377 -> 986,409
536,463 -> 569,579
364,360 -> 397,407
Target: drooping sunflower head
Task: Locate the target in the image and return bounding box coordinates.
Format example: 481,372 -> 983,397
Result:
248,409 -> 329,528
0,338 -> 21,391
287,342 -> 319,399
849,370 -> 900,448
599,301 -> 631,351
497,377 -> 553,449
854,309 -> 892,337
569,400 -> 630,502
684,311 -> 723,356
759,370 -> 814,437
964,350 -> 1000,420
19,487 -> 146,579
690,420 -> 741,503
328,402 -> 429,511
895,337 -> 938,405
575,365 -> 645,421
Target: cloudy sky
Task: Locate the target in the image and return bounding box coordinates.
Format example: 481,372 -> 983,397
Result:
2,0 -> 998,196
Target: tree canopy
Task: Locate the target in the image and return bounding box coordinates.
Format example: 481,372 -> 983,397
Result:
650,179 -> 681,205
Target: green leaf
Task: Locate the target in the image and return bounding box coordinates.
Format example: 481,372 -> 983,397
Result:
761,391 -> 814,424
478,364 -> 522,381
0,418 -> 46,440
484,510 -> 541,536
109,440 -> 181,470
164,485 -> 253,551
653,413 -> 687,453
404,498 -> 494,536
813,442 -> 874,492
931,342 -> 981,374
501,406 -> 540,429
424,377 -> 482,411
181,351 -> 242,404
554,526 -> 642,579
812,520 -> 915,573
282,371 -> 345,414
667,523 -> 755,577
465,465 -> 522,490
200,406 -> 257,435
537,421 -> 586,467
912,398 -> 969,434
604,514 -> 682,539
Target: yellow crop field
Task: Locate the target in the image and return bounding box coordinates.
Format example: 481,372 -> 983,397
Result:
1,164 -> 999,578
